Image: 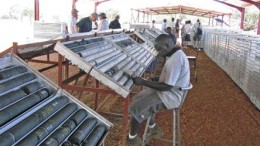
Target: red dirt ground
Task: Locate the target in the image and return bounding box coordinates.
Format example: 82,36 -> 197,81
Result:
29,48 -> 260,146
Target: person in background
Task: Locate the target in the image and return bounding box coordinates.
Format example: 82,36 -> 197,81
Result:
97,13 -> 109,31
192,19 -> 203,49
161,19 -> 167,32
109,15 -> 121,29
126,34 -> 190,146
183,20 -> 192,48
150,20 -> 156,29
181,20 -> 188,47
66,9 -> 78,34
76,13 -> 98,33
166,27 -> 176,45
169,17 -> 175,33
175,19 -> 180,38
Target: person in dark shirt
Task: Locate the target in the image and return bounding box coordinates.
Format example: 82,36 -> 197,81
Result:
166,27 -> 177,45
175,19 -> 180,38
76,13 -> 98,33
109,15 -> 121,29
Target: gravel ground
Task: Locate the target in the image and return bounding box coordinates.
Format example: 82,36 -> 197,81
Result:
29,48 -> 260,146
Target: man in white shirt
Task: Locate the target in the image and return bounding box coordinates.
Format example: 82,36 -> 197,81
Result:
192,19 -> 203,49
67,9 -> 78,34
161,19 -> 167,32
97,13 -> 109,31
183,20 -> 192,48
126,34 -> 190,146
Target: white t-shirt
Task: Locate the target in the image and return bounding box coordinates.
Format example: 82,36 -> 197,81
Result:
192,22 -> 202,34
184,24 -> 192,34
161,22 -> 167,32
157,50 -> 190,109
98,19 -> 109,31
69,17 -> 77,34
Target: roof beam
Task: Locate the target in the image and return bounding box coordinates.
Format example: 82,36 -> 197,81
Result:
94,0 -> 111,12
240,0 -> 260,8
213,0 -> 243,11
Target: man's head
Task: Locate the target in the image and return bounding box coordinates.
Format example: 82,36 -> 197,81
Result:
99,12 -> 107,20
163,19 -> 167,23
171,17 -> 175,22
154,34 -> 175,57
115,15 -> 120,20
166,27 -> 172,34
71,9 -> 78,19
89,13 -> 98,22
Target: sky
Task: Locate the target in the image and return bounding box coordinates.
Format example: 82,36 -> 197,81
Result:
0,0 -> 258,51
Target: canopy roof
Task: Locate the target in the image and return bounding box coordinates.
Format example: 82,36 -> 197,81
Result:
132,5 -> 232,18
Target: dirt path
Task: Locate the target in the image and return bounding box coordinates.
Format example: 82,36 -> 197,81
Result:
30,49 -> 260,146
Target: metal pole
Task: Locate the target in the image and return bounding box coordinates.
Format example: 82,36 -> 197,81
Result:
58,54 -> 63,88
240,8 -> 245,29
221,15 -> 224,27
34,0 -> 39,21
257,11 -> 260,35
12,42 -> 18,55
122,95 -> 130,146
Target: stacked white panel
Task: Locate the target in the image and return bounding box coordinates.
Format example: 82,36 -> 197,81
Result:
202,28 -> 260,110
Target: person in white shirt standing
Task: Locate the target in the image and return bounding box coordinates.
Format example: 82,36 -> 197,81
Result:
192,19 -> 203,49
67,9 -> 78,34
97,13 -> 109,31
183,20 -> 192,48
161,19 -> 167,32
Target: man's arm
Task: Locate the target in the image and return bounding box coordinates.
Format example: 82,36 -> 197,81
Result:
133,77 -> 173,91
74,24 -> 79,33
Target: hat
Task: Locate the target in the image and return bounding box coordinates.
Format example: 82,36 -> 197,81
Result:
71,9 -> 78,13
99,13 -> 107,19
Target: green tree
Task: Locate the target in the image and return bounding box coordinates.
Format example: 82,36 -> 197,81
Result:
21,7 -> 34,23
244,8 -> 258,31
105,9 -> 120,22
9,5 -> 19,19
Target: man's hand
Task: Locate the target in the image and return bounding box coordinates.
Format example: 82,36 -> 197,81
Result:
132,76 -> 144,86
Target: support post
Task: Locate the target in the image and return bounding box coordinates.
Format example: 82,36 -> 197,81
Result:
240,8 -> 245,29
95,79 -> 99,110
229,14 -> 231,27
12,42 -> 18,55
221,15 -> 224,27
58,54 -> 63,88
257,11 -> 260,35
122,95 -> 130,146
72,0 -> 77,9
143,12 -> 145,23
138,11 -> 140,23
34,0 -> 39,21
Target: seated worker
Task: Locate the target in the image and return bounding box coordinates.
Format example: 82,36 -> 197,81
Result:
97,12 -> 109,31
126,34 -> 190,145
109,15 -> 121,29
76,13 -> 98,33
166,27 -> 177,45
